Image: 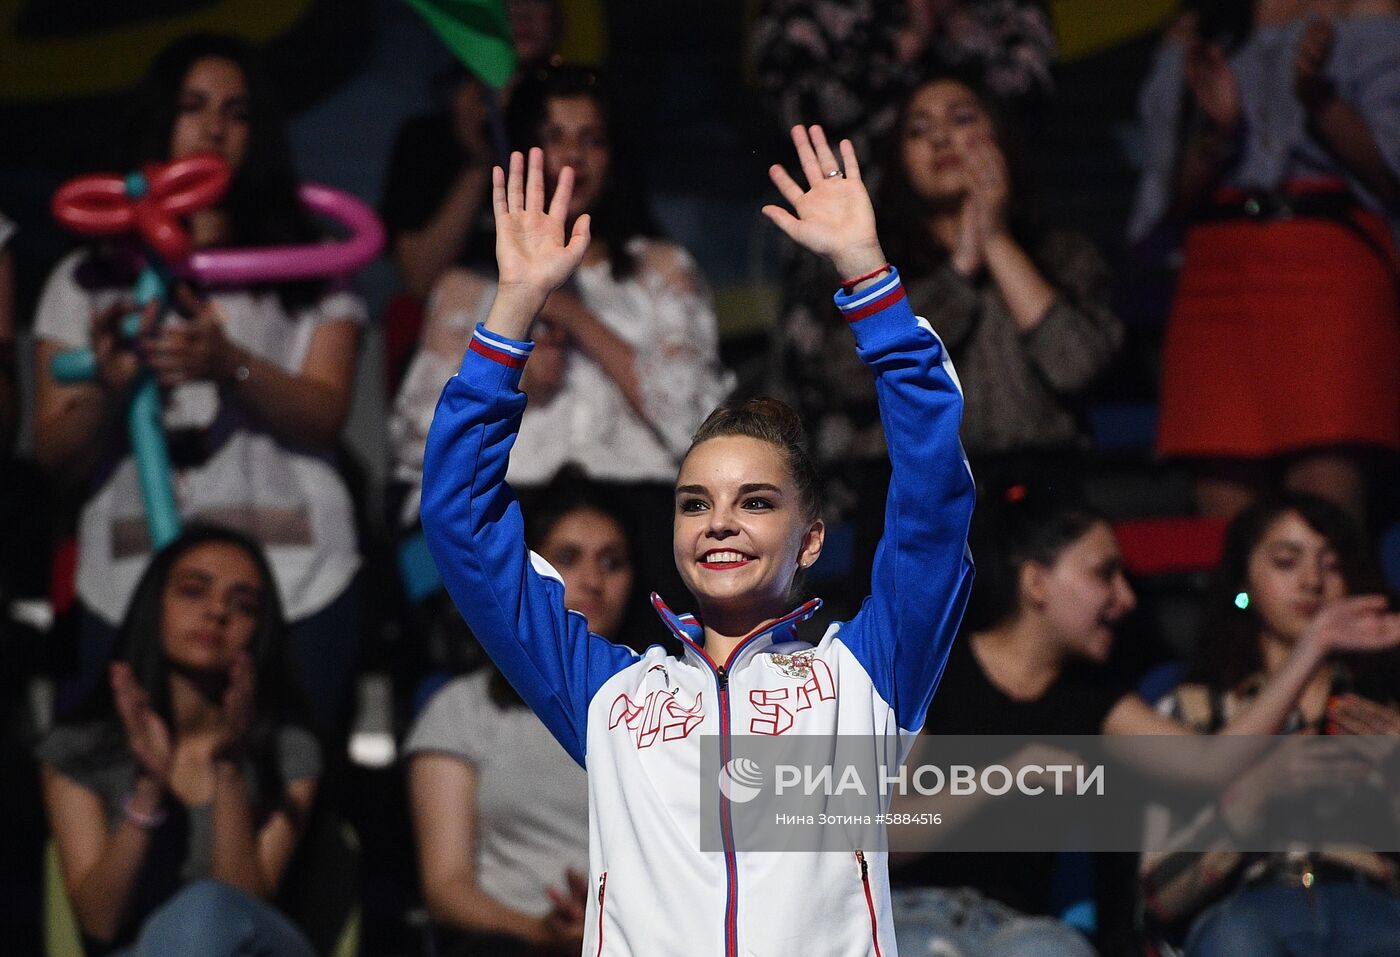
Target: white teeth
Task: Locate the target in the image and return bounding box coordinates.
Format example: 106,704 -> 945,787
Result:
703,551 -> 749,563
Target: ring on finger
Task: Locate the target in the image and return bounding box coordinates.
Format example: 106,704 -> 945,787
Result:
824,168 -> 844,179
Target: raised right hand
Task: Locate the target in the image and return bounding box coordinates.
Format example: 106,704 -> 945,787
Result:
493,148 -> 591,298
110,661 -> 173,786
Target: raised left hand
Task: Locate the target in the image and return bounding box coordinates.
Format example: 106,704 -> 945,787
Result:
763,125 -> 885,278
147,285 -> 240,387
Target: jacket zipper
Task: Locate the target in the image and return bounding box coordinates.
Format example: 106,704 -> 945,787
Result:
716,665 -> 739,957
685,609 -> 816,957
595,872 -> 608,957
855,850 -> 883,957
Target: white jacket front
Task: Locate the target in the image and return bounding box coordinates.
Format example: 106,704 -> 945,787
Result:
422,269 -> 975,955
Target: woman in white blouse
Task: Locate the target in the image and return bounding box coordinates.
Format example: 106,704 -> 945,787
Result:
390,64 -> 730,611
33,36 -> 365,732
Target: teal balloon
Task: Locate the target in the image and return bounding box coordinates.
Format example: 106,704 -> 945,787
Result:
129,375 -> 181,549
134,267 -> 163,305
51,348 -> 96,383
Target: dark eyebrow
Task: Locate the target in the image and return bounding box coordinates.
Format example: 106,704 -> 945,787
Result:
675,483 -> 784,496
738,483 -> 783,495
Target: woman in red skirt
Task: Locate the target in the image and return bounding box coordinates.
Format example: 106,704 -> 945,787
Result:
1134,0 -> 1400,523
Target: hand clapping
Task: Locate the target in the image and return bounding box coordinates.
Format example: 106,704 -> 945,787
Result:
1294,15 -> 1337,112
111,661 -> 174,786
211,652 -> 255,759
1303,595 -> 1400,656
1184,36 -> 1241,134
950,134 -> 1010,276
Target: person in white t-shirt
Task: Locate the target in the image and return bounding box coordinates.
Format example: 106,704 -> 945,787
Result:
32,35 -> 365,732
405,477 -> 636,955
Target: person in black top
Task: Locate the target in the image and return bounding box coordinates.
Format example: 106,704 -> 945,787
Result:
889,486 -> 1138,956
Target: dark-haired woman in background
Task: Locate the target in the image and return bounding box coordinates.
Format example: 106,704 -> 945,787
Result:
891,489 -> 1136,956
33,34 -> 365,731
878,73 -> 1123,467
774,73 -> 1121,607
405,477 -> 636,955
38,526 -> 320,956
389,64 -> 730,602
1138,493 -> 1400,955
894,487 -> 1400,954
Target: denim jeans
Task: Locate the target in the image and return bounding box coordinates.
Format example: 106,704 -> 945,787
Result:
1185,881 -> 1400,957
110,880 -> 315,957
891,886 -> 1098,957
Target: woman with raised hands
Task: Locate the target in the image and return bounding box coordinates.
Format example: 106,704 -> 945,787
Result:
420,129 -> 975,955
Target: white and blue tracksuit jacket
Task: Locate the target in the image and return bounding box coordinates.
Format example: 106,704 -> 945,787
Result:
421,268 -> 975,956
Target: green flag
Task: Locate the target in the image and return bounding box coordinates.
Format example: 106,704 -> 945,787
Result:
404,0 -> 516,89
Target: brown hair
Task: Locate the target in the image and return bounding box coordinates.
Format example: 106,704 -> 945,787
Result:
685,397 -> 822,523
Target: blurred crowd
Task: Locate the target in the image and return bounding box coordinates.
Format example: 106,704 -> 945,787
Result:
3,0 -> 1400,955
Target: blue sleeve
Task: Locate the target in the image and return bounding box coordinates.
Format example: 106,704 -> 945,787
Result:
419,325 -> 640,766
833,269 -> 976,732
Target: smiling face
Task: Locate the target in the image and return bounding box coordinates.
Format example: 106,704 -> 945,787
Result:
900,79 -> 998,205
160,542 -> 264,673
1024,521 -> 1136,664
1243,511 -> 1348,645
540,94 -> 610,219
539,507 -> 634,640
674,435 -> 824,628
169,56 -> 251,171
